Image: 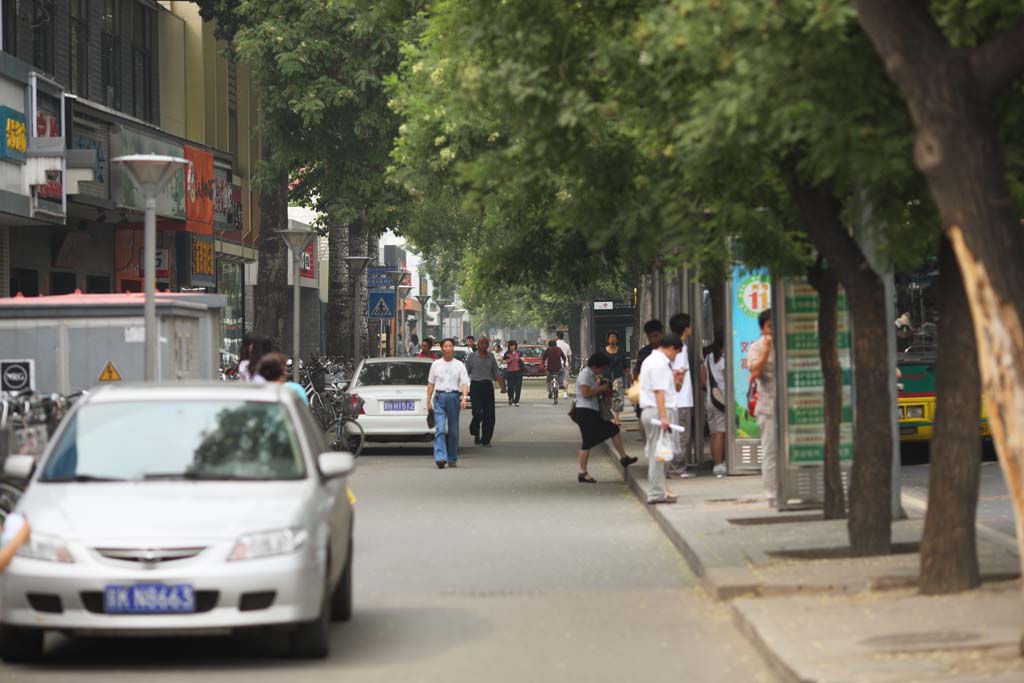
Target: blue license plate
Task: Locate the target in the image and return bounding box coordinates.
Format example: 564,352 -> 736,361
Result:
383,400 -> 415,411
104,584 -> 196,614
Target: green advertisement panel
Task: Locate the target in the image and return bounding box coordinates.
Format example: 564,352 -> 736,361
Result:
782,280 -> 854,465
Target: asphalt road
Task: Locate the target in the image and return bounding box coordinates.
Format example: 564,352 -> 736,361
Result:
0,383 -> 774,683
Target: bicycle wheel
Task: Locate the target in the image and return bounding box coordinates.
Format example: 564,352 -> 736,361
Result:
333,418 -> 365,457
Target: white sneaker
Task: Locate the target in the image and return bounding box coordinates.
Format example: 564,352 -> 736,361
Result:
677,470 -> 695,479
713,464 -> 727,478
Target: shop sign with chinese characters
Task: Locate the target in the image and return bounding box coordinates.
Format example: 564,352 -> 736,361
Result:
0,107 -> 26,162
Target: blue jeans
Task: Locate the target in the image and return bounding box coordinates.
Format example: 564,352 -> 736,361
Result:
433,391 -> 462,464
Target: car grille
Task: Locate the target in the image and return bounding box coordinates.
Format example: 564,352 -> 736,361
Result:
80,591 -> 219,614
94,547 -> 206,565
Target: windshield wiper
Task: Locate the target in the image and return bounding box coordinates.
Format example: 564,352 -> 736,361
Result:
143,472 -> 273,481
44,474 -> 125,483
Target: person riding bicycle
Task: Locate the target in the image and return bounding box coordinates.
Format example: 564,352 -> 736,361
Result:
542,340 -> 567,400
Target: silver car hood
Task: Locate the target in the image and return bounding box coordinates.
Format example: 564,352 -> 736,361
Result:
18,481 -> 313,544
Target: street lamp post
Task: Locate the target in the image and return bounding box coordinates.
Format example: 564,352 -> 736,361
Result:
398,284 -> 413,354
112,154 -> 191,382
278,225 -> 316,367
414,293 -> 431,343
344,255 -> 371,362
434,299 -> 450,340
388,270 -> 408,356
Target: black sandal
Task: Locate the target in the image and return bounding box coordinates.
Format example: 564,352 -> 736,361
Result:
620,455 -> 638,468
578,472 -> 597,483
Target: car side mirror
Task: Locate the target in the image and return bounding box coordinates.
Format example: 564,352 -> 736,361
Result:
4,454 -> 35,480
318,452 -> 355,479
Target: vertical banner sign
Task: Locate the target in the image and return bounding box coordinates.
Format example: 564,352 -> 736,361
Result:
184,146 -> 214,235
781,279 -> 854,464
730,265 -> 771,439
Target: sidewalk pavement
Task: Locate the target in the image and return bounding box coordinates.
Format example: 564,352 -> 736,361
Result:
601,430 -> 1024,683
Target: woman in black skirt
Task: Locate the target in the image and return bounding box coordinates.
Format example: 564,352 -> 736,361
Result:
575,352 -> 638,483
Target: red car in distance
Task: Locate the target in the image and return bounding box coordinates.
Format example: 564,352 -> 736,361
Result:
516,345 -> 547,377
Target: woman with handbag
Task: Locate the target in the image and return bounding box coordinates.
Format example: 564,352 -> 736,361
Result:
602,331 -> 628,425
573,352 -> 637,483
702,331 -> 728,478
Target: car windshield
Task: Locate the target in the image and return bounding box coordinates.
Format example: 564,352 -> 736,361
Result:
358,362 -> 431,386
41,400 -> 306,482
520,346 -> 544,358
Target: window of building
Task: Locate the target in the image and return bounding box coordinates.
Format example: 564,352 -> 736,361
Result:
101,0 -> 121,110
50,271 -> 77,295
86,275 -> 111,293
32,0 -> 55,74
2,0 -> 17,54
228,59 -> 239,156
10,269 -> 40,297
131,1 -> 153,121
70,0 -> 89,97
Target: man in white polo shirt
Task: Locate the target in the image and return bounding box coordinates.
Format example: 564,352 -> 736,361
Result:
639,332 -> 683,504
426,338 -> 470,469
555,331 -> 573,398
667,313 -> 695,479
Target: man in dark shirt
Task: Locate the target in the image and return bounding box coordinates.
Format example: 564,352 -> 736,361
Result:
466,336 -> 506,446
632,319 -> 664,443
542,340 -> 567,400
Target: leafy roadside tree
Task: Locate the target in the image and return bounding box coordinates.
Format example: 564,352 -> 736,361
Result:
851,0 -> 1024,578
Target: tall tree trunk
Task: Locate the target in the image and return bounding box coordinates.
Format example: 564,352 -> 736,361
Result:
808,260 -> 847,520
853,0 -> 1024,574
783,169 -> 893,555
348,213 -> 369,359
327,215 -> 350,357
919,238 -> 982,594
253,157 -> 290,353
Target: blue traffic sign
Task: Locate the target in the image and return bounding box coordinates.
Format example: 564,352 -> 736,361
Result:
367,266 -> 393,290
368,291 -> 396,319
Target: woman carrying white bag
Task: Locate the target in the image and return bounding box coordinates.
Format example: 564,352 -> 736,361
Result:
638,332 -> 685,504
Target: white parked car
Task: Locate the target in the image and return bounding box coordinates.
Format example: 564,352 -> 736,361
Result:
349,358 -> 435,443
0,382 -> 355,662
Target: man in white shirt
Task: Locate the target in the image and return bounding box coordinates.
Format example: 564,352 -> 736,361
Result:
667,313 -> 695,479
639,332 -> 684,504
426,338 -> 471,469
555,331 -> 573,398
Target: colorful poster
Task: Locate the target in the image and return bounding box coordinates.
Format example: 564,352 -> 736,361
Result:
184,146 -> 214,234
782,279 -> 855,465
300,242 -> 317,280
0,107 -> 27,162
730,265 -> 771,438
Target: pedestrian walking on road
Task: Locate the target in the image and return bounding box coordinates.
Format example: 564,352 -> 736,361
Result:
667,313 -> 695,480
542,340 -> 567,401
466,336 -> 506,447
416,337 -> 435,358
602,331 -> 628,425
574,352 -> 638,483
255,353 -> 310,405
632,319 -> 664,444
747,309 -> 777,505
503,340 -> 526,406
703,330 -> 728,478
640,333 -> 684,504
555,331 -> 573,398
426,339 -> 470,469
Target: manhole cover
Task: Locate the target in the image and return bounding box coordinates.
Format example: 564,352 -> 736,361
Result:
862,630 -> 982,649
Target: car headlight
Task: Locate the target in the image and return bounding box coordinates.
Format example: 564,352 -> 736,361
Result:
17,533 -> 74,563
228,528 -> 307,561
906,405 -> 925,419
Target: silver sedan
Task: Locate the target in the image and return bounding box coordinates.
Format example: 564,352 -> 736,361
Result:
0,382 -> 355,661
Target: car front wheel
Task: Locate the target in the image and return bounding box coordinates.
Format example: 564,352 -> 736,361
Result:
288,565 -> 331,659
330,540 -> 353,622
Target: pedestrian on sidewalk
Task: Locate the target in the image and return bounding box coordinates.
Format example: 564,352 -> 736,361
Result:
426,339 -> 470,469
503,340 -> 525,406
747,309 -> 777,505
602,331 -> 628,425
0,513 -> 31,572
465,335 -> 476,352
574,352 -> 638,483
237,333 -> 258,381
666,314 -> 695,480
702,330 -> 728,478
542,339 -> 567,400
416,337 -> 435,358
555,331 -> 573,398
632,319 -> 664,444
255,353 -> 310,405
640,332 -> 684,504
467,336 -> 506,447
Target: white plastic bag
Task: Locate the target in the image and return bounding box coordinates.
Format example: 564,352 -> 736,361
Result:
653,431 -> 675,463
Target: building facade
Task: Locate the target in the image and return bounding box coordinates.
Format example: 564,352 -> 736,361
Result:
1,0 -> 263,362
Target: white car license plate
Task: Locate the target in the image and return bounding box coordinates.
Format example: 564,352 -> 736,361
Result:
104,583 -> 196,614
383,400 -> 416,412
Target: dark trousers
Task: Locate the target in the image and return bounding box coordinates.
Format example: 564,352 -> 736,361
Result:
506,371 -> 523,404
469,380 -> 496,444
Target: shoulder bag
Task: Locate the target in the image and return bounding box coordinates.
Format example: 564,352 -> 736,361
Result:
706,354 -> 726,412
